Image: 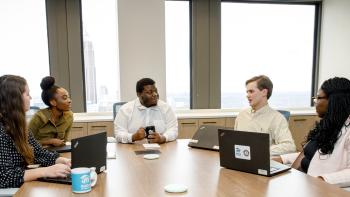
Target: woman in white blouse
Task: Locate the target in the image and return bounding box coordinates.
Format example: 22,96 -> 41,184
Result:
274,77 -> 350,187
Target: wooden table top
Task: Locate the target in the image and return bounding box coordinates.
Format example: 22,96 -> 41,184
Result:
14,139 -> 350,197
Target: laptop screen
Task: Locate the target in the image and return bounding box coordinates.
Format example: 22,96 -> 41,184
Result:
218,129 -> 270,175
71,132 -> 107,173
188,125 -> 228,151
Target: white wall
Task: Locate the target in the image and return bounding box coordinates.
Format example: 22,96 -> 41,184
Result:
319,0 -> 350,86
117,0 -> 166,101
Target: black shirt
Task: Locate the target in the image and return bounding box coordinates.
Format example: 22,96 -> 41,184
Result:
0,123 -> 59,188
300,140 -> 318,173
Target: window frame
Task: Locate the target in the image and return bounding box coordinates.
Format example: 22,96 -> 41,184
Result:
191,0 -> 322,108
221,0 -> 323,107
46,0 -> 322,112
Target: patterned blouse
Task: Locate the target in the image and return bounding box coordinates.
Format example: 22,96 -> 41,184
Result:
0,123 -> 59,188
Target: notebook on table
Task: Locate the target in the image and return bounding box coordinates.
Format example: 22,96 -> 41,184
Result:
218,129 -> 291,177
38,132 -> 107,184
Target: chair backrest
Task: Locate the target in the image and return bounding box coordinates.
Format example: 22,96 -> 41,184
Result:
277,110 -> 291,121
30,106 -> 40,110
26,106 -> 40,116
113,102 -> 127,120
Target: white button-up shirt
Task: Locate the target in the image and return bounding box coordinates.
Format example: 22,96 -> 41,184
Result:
234,104 -> 296,155
114,98 -> 178,143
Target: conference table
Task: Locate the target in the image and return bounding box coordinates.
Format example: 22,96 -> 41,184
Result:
15,139 -> 350,197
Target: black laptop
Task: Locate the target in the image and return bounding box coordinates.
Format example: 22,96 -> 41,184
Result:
46,144 -> 71,153
188,125 -> 228,151
38,132 -> 107,184
218,129 -> 291,177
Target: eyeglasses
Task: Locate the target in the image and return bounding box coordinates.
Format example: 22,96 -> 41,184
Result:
312,96 -> 327,103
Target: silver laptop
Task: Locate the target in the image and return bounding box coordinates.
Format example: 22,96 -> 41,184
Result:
188,125 -> 226,151
218,129 -> 291,177
38,132 -> 107,184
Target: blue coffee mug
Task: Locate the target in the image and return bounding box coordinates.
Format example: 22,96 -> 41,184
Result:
71,167 -> 97,193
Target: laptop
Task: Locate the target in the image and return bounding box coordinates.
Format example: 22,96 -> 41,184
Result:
218,129 -> 291,177
46,144 -> 71,153
188,125 -> 227,151
38,132 -> 107,184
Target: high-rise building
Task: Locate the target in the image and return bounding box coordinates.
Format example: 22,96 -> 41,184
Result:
83,33 -> 97,104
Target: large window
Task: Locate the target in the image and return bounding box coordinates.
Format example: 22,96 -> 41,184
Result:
221,2 -> 316,109
81,0 -> 119,112
0,0 -> 50,108
165,1 -> 190,109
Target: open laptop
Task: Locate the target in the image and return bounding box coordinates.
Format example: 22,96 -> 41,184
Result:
38,132 -> 107,184
188,125 -> 227,151
46,144 -> 71,153
218,129 -> 291,177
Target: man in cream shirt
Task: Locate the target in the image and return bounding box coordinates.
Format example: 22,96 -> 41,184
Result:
234,75 -> 296,155
114,78 -> 178,144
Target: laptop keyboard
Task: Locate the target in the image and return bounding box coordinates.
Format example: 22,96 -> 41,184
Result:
38,174 -> 72,184
269,159 -> 292,174
270,166 -> 279,173
46,174 -> 71,181
270,160 -> 284,173
62,174 -> 71,180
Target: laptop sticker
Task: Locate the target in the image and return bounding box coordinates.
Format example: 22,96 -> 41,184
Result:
74,141 -> 79,148
258,169 -> 268,176
212,145 -> 219,150
234,145 -> 251,160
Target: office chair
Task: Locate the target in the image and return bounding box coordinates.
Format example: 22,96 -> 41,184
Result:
30,106 -> 40,110
113,102 -> 127,120
277,110 -> 291,121
26,106 -> 40,116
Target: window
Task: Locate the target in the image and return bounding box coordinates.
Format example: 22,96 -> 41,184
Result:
0,0 -> 49,108
221,2 -> 316,109
165,1 -> 190,109
81,0 -> 119,112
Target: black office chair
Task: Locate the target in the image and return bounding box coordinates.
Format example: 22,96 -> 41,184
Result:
113,102 -> 127,120
277,110 -> 291,121
26,106 -> 40,116
30,106 -> 40,110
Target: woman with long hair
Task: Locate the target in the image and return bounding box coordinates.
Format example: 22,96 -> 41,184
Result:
0,75 -> 70,188
29,76 -> 73,147
275,77 -> 350,187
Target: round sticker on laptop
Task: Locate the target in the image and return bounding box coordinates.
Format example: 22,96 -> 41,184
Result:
243,149 -> 250,157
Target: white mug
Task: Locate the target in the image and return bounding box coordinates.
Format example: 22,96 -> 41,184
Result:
71,167 -> 97,193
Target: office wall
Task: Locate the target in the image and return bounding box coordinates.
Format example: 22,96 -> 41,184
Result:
117,0 -> 166,101
318,0 -> 350,86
